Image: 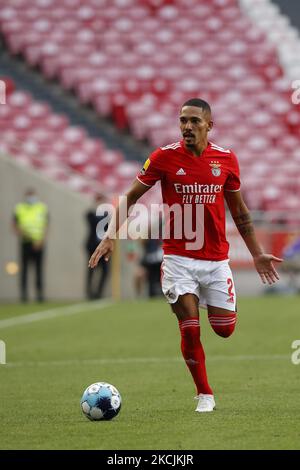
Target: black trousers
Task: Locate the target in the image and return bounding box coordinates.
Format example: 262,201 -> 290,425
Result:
145,262 -> 162,298
20,242 -> 44,301
86,252 -> 109,299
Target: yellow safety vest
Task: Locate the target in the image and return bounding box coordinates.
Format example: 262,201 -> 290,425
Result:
15,202 -> 48,242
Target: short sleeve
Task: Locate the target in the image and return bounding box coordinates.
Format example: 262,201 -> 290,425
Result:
224,151 -> 241,192
136,149 -> 163,187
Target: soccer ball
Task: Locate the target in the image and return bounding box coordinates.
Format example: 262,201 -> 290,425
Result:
80,382 -> 122,421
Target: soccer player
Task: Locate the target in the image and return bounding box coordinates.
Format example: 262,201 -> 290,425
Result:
89,98 -> 282,413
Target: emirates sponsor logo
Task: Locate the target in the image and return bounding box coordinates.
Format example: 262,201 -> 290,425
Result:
174,183 -> 223,194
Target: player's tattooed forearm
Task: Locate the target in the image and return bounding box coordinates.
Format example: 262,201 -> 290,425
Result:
237,224 -> 255,236
233,213 -> 254,236
233,213 -> 252,225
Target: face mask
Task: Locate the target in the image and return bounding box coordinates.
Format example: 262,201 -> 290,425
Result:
26,196 -> 38,205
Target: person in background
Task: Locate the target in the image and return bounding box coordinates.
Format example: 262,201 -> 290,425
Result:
132,212 -> 163,298
140,237 -> 163,297
85,193 -> 110,300
281,235 -> 300,293
13,188 -> 49,302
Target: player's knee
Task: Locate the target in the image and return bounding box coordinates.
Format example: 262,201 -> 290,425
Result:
211,323 -> 235,338
208,313 -> 237,338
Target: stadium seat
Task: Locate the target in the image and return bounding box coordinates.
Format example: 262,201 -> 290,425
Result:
0,85 -> 136,195
0,0 -> 299,214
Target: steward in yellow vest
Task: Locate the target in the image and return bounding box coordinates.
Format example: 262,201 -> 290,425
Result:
13,189 -> 49,302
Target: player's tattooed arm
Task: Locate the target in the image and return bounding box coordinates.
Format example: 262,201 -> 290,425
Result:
227,194 -> 283,284
225,190 -> 263,257
232,212 -> 255,236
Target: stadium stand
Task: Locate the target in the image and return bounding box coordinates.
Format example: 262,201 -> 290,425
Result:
0,0 -> 299,217
0,79 -> 141,196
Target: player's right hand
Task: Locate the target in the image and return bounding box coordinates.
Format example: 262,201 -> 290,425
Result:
88,238 -> 114,268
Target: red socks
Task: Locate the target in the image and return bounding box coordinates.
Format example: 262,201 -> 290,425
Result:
178,314 -> 236,394
208,313 -> 237,338
179,317 -> 213,395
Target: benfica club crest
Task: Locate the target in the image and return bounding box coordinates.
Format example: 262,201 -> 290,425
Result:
209,161 -> 221,177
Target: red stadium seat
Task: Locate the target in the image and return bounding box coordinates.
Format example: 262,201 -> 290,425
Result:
0,0 -> 298,209
0,85 -> 127,196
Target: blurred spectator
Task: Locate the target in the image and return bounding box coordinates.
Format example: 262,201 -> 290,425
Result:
133,213 -> 163,298
139,238 -> 163,298
85,193 -> 110,299
133,259 -> 147,297
281,235 -> 300,293
13,188 -> 49,302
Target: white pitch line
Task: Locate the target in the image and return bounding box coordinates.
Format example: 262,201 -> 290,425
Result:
3,355 -> 290,368
0,300 -> 113,329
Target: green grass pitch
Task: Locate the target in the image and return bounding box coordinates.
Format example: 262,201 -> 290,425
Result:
0,296 -> 299,450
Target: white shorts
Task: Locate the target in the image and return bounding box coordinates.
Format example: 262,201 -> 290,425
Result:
161,255 -> 237,312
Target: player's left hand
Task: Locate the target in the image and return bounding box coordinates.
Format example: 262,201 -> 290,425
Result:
253,254 -> 283,285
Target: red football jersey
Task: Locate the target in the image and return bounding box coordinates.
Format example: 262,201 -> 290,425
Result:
137,141 -> 240,261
